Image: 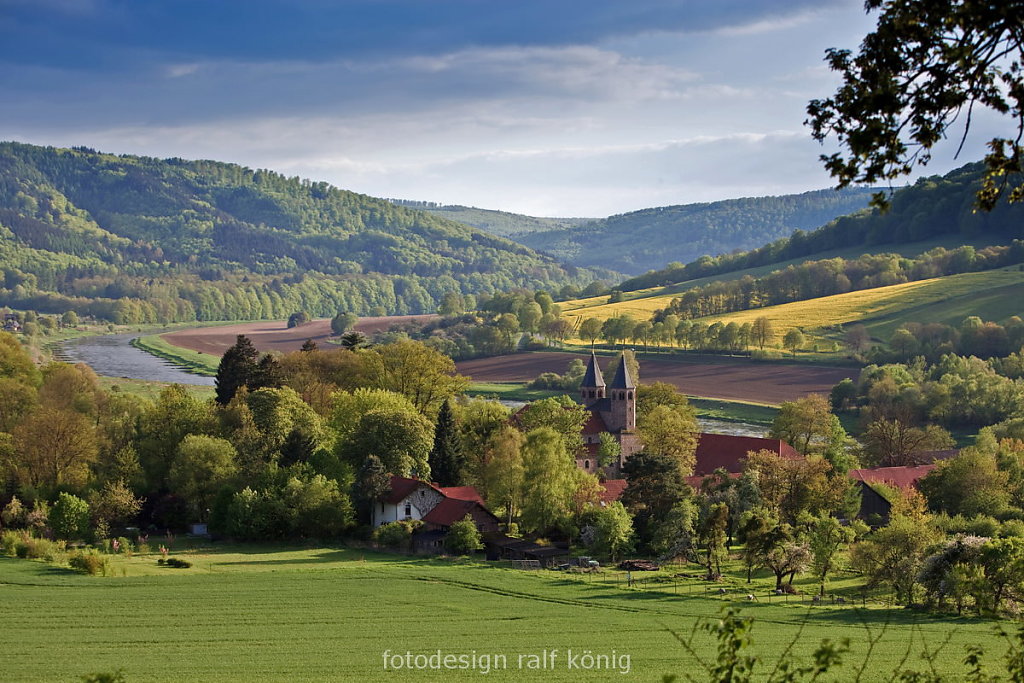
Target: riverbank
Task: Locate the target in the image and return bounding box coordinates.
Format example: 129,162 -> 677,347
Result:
131,334 -> 219,376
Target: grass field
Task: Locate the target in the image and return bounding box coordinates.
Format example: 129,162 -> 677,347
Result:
0,545 -> 1007,682
560,235 -> 1011,314
98,376 -> 216,402
561,268 -> 1024,354
466,382 -> 566,402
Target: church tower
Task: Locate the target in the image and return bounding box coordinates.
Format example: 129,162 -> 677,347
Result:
580,351 -> 606,406
606,353 -> 636,432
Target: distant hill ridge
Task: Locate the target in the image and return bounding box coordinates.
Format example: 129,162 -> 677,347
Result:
620,162 -> 1024,292
0,141 -> 611,323
514,187 -> 880,274
387,199 -> 594,237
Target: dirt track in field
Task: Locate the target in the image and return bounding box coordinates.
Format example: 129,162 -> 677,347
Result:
161,315 -> 437,356
455,352 -> 856,405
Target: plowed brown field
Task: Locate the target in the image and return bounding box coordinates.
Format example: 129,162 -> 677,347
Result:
161,315 -> 437,355
455,352 -> 856,405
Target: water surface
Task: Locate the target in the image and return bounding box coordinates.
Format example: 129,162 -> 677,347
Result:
60,334 -> 215,386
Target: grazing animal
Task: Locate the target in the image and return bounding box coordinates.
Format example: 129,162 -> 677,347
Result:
717,588 -> 727,594
775,589 -> 784,595
836,597 -> 846,604
746,594 -> 756,601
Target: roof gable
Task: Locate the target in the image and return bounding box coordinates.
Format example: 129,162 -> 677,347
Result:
847,465 -> 936,490
608,353 -> 635,389
581,352 -> 606,388
693,433 -> 801,476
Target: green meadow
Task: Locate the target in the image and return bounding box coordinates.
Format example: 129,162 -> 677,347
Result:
0,546 -> 1007,682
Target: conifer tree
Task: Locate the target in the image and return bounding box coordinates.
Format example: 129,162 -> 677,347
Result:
215,335 -> 259,405
428,399 -> 464,486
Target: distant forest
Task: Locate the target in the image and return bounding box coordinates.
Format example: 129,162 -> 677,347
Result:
0,143 -> 610,323
387,200 -> 592,238
622,163 -> 1024,292
516,187 -> 879,273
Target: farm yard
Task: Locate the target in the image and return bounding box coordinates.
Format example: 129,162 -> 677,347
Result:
0,547 -> 1006,682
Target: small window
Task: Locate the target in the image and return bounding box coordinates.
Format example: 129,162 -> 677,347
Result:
404,503 -> 412,518
584,460 -> 591,470
628,391 -> 633,400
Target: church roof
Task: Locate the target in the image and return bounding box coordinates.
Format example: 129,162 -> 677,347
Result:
608,353 -> 635,389
581,351 -> 605,388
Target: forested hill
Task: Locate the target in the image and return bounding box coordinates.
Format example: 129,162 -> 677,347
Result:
0,142 -> 611,323
621,162 -> 1024,291
515,187 -> 879,274
388,200 -> 593,238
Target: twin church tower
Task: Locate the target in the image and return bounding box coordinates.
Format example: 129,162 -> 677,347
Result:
578,352 -> 642,474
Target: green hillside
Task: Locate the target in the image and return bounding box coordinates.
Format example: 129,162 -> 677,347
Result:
517,187 -> 878,274
623,163 -> 1024,291
389,199 -> 594,237
0,142 -> 610,323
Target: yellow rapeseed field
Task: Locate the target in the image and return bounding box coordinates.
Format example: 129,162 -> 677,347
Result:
563,268 -> 1024,340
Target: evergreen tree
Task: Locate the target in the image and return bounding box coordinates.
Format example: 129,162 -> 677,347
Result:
252,354 -> 285,391
215,335 -> 259,405
428,400 -> 464,486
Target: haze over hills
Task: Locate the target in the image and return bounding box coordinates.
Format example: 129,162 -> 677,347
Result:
0,142 -> 613,322
388,200 -> 595,238
514,188 -> 881,274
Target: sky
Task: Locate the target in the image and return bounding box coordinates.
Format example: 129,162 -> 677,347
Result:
0,0 -> 1004,216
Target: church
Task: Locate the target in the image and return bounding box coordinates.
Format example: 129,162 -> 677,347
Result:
576,351 -> 643,476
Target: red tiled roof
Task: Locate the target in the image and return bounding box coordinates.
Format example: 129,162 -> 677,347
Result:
440,486 -> 484,505
422,498 -> 479,526
384,475 -> 434,504
599,479 -> 627,504
693,433 -> 801,476
847,465 -> 937,490
582,411 -> 609,435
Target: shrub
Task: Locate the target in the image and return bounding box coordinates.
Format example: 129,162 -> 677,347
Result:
50,493 -> 90,541
1,529 -> 25,555
1,496 -> 26,528
373,521 -> 418,549
445,516 -> 483,555
68,550 -> 108,576
166,557 -> 191,569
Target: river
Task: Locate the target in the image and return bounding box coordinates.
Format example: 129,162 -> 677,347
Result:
59,333 -> 215,386
61,334 -> 767,435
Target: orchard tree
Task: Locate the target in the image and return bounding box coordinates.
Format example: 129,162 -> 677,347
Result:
807,0 -> 1024,210
808,515 -> 855,596
751,317 -> 775,350
783,329 -> 804,356
579,318 -> 603,348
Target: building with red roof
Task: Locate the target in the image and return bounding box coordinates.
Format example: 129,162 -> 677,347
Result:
372,476 -> 498,536
692,433 -> 801,476
847,465 -> 937,490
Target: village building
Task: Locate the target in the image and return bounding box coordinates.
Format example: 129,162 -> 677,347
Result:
848,465 -> 937,524
3,313 -> 21,333
577,352 -> 642,475
373,476 -> 501,538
